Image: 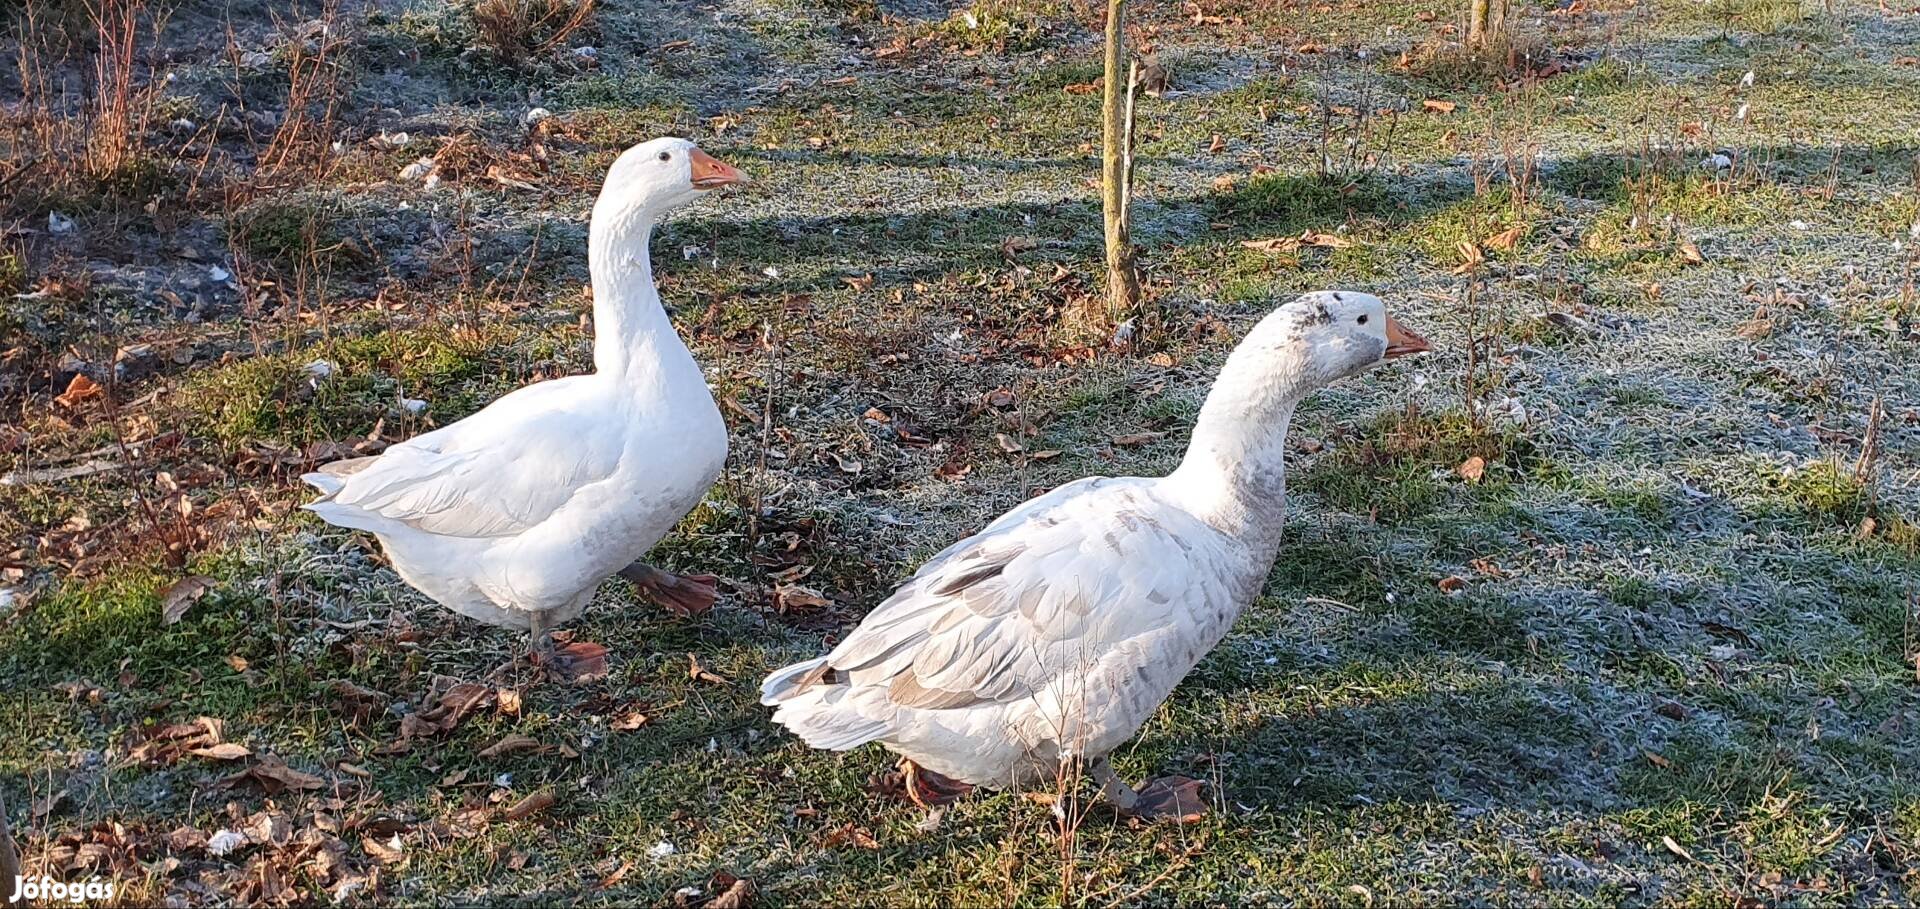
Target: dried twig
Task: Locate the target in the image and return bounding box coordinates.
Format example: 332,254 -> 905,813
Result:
1853,395 -> 1884,485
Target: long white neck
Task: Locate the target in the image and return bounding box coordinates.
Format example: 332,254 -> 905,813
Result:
1163,349 -> 1316,552
587,200 -> 687,385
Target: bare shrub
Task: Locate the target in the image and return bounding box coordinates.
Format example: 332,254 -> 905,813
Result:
470,0 -> 594,64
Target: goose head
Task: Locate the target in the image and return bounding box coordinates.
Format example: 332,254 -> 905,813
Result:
594,136 -> 748,228
1173,290 -> 1431,533
1230,290 -> 1430,399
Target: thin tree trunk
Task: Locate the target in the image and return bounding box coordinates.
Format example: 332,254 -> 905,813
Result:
1099,0 -> 1140,325
0,790 -> 21,909
1466,0 -> 1489,45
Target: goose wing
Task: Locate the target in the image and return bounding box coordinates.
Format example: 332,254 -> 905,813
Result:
804,478 -> 1221,712
302,381 -> 622,540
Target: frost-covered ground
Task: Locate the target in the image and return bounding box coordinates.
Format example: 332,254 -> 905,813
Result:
2,0 -> 1917,904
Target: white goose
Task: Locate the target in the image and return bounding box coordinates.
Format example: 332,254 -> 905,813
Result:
303,137 -> 747,669
762,291 -> 1430,816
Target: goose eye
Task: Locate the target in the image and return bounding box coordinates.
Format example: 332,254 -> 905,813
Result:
657,151 -> 671,162
1357,314 -> 1369,325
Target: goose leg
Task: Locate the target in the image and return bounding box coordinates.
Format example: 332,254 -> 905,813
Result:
527,610 -> 554,661
891,758 -> 972,808
1090,757 -> 1141,812
1092,758 -> 1207,823
618,562 -> 719,618
526,611 -> 609,683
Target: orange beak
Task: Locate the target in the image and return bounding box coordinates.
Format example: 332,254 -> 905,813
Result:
1384,316 -> 1432,359
689,147 -> 748,190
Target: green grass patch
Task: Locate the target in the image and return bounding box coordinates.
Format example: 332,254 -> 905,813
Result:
1296,406 -> 1535,520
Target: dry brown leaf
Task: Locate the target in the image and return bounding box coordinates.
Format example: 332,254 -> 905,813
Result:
1421,98 -> 1457,113
1643,749 -> 1674,769
160,575 -> 215,626
688,653 -> 732,686
1436,576 -> 1468,594
822,824 -> 880,850
1662,835 -> 1696,863
190,743 -> 252,761
1241,236 -> 1302,254
993,432 -> 1025,454
1111,431 -> 1165,447
1028,449 -> 1063,460
611,709 -> 649,731
708,873 -> 758,909
223,756 -> 325,794
1484,225 -> 1524,251
1457,456 -> 1487,483
1298,230 -> 1354,249
1678,239 -> 1705,265
54,374 -> 103,408
597,859 -> 634,890
503,789 -> 555,821
773,584 -> 833,613
477,734 -> 543,759
1451,239 -> 1482,270
361,834 -> 406,865
1207,133 -> 1225,154
399,681 -> 494,740
1062,80 -> 1101,95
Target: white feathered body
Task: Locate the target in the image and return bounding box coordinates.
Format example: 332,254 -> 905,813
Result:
760,291 -> 1417,789
303,357 -> 726,631
762,475 -> 1278,787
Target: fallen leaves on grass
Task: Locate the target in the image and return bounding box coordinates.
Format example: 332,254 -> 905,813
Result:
221,755 -> 326,794
821,824 -> 880,850
398,680 -> 495,741
53,680 -> 103,702
1454,241 -> 1486,273
127,715 -> 230,764
688,653 -> 732,686
1456,456 -> 1487,483
1240,231 -> 1355,254
160,575 -> 215,625
611,708 -> 650,731
707,872 -> 758,908
1112,431 -> 1165,447
1436,576 -> 1468,594
477,734 -> 542,758
1421,98 -> 1457,113
325,680 -> 390,726
54,374 -> 102,408
190,743 -> 253,761
502,788 -> 555,821
1483,225 -> 1524,252
772,583 -> 833,613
